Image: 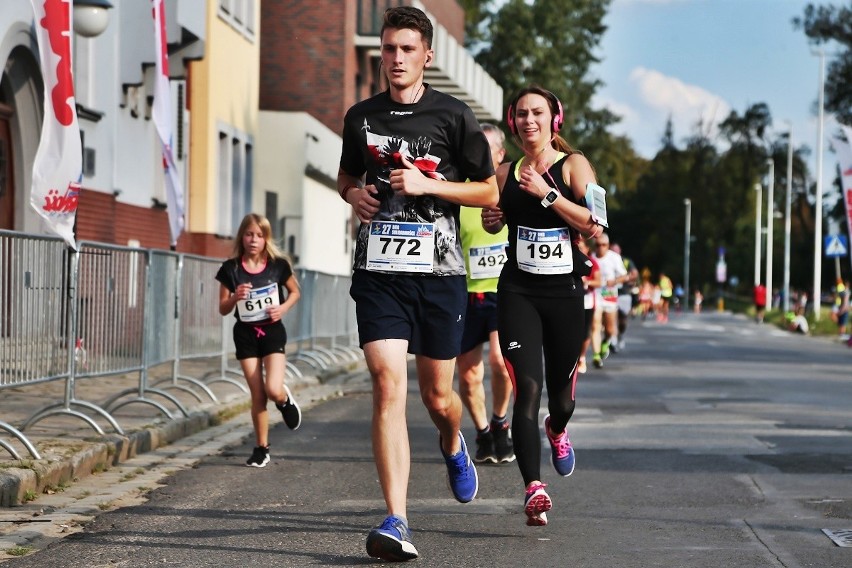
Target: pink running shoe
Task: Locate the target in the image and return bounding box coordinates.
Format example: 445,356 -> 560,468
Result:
524,482 -> 552,526
544,415 -> 576,476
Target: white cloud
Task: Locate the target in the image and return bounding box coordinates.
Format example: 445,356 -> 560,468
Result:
630,67 -> 731,138
593,67 -> 732,158
597,96 -> 638,125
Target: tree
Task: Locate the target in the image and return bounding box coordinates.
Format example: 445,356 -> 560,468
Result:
458,0 -> 496,48
470,0 -> 645,200
473,0 -> 612,145
794,3 -> 852,126
609,103 -> 814,297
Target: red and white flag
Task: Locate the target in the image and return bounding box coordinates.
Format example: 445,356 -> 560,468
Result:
29,0 -> 81,249
152,0 -> 185,247
831,124 -> 852,272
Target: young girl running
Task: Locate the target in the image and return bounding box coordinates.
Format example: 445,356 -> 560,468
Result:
216,213 -> 302,467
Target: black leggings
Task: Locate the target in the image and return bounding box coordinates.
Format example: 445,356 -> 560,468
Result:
498,290 -> 585,486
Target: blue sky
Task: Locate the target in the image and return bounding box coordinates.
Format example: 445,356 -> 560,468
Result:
593,0 -> 841,186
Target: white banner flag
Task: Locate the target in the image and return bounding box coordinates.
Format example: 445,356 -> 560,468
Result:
152,0 -> 185,247
831,124 -> 852,273
29,0 -> 81,249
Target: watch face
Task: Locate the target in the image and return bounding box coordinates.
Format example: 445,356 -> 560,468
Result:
545,190 -> 558,203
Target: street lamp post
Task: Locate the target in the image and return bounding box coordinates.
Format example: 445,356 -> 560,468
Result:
812,49 -> 825,320
684,198 -> 691,312
73,0 -> 114,38
783,123 -> 793,313
754,183 -> 762,288
765,159 -> 775,311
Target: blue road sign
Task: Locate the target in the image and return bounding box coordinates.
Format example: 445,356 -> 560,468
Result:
824,234 -> 848,258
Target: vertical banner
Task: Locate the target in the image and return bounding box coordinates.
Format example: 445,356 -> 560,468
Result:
29,0 -> 81,249
152,0 -> 185,247
831,125 -> 852,275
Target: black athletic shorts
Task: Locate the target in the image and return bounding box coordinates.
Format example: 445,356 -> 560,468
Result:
350,270 -> 466,359
460,292 -> 498,354
233,321 -> 287,360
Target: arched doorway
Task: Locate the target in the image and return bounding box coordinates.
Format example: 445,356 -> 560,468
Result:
0,102 -> 13,230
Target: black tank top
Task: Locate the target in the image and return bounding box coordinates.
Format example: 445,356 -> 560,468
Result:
498,154 -> 586,298
215,256 -> 294,324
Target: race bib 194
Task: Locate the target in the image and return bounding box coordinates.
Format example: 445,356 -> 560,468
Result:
236,283 -> 279,322
366,221 -> 435,273
516,226 -> 573,275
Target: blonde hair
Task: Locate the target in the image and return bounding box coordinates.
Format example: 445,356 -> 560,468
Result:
232,213 -> 287,262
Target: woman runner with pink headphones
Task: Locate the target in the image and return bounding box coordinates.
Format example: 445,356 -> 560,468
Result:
482,85 -> 604,526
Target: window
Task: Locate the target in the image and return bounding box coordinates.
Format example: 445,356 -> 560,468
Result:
218,0 -> 256,40
217,132 -> 230,236
265,191 -> 278,238
217,126 -> 254,237
231,138 -> 242,234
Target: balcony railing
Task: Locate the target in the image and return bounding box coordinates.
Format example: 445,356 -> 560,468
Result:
354,0 -> 503,122
357,0 -> 406,37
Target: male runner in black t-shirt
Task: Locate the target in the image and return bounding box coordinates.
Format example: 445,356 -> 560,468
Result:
337,6 -> 498,562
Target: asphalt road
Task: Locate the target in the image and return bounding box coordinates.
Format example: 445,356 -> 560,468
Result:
3,311 -> 851,567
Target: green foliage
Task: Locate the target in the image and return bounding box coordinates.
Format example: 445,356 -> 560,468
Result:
608,103 -> 815,296
476,0 -> 611,144
463,0 -> 839,295
793,3 -> 852,126
458,0 -> 494,47
472,0 -> 643,197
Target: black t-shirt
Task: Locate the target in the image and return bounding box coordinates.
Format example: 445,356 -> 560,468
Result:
498,155 -> 587,298
215,256 -> 294,324
339,85 -> 494,275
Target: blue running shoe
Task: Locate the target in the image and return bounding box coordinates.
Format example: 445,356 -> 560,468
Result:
440,432 -> 479,503
544,415 -> 575,476
366,515 -> 418,561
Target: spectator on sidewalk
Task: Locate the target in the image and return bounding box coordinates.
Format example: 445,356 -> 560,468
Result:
786,306 -> 809,334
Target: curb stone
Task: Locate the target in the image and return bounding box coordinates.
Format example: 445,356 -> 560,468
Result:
0,398 -> 246,508
0,358 -> 366,509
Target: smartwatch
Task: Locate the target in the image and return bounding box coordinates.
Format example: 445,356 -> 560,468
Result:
541,189 -> 559,208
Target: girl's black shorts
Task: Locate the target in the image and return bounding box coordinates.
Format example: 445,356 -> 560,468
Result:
233,321 -> 287,360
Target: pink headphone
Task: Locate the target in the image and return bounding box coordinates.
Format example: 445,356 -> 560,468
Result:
506,88 -> 564,136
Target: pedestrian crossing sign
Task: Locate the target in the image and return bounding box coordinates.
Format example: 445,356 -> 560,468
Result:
824,235 -> 848,257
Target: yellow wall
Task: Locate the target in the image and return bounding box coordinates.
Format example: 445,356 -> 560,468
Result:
187,5 -> 260,233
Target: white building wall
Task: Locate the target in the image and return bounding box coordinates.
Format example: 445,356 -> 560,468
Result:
257,110 -> 351,276
301,176 -> 352,275
0,0 -> 199,235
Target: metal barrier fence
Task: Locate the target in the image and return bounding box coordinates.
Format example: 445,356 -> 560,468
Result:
0,230 -> 359,460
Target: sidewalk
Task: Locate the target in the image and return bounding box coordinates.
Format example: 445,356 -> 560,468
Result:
0,357 -> 364,508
